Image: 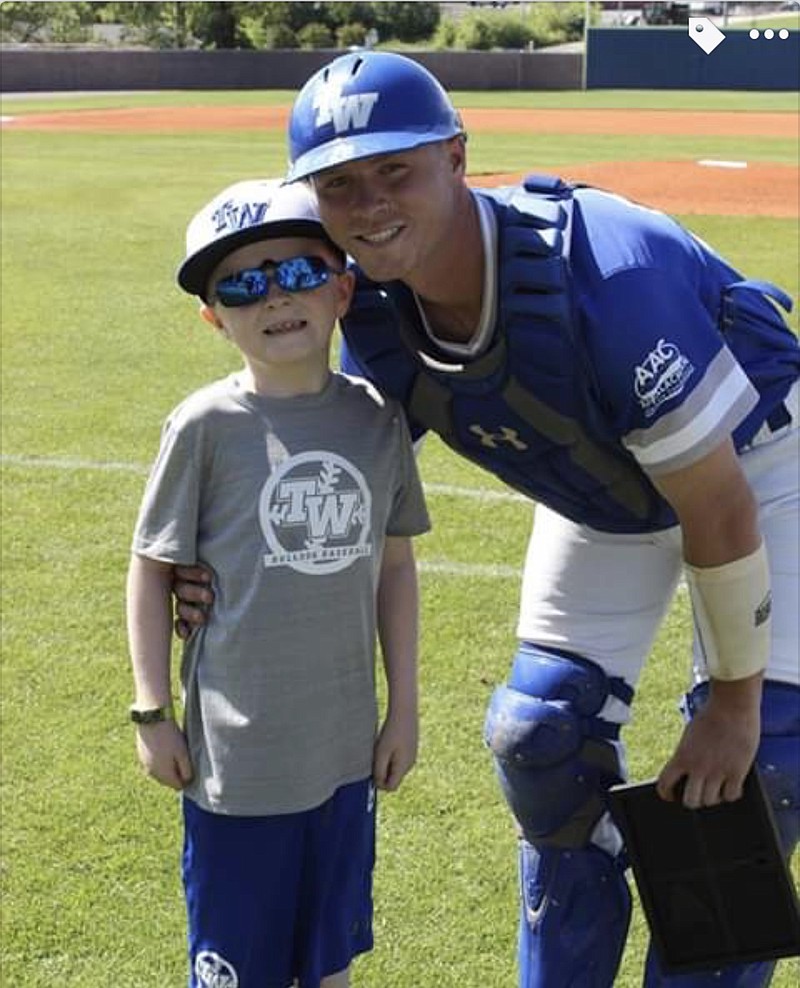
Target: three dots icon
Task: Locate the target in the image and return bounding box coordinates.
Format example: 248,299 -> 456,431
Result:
749,29 -> 791,40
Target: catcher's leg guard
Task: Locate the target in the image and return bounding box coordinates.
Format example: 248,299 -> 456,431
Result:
519,841 -> 632,988
484,644 -> 635,988
643,951 -> 776,988
643,680 -> 800,988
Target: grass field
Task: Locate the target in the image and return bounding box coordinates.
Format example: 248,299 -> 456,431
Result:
1,86 -> 798,987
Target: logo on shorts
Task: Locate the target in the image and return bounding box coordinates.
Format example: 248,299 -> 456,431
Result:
195,950 -> 238,988
259,451 -> 372,575
634,338 -> 694,418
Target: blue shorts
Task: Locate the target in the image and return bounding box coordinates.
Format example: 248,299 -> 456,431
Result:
182,779 -> 376,988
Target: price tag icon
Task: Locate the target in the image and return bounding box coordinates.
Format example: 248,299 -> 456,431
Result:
689,17 -> 726,54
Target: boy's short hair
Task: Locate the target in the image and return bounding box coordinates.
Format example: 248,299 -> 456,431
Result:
177,178 -> 345,301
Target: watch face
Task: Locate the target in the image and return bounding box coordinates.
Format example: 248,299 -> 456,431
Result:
131,707 -> 168,724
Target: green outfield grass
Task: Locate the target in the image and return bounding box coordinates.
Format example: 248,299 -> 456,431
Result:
1,90 -> 798,986
2,87 -> 799,115
729,13 -> 800,31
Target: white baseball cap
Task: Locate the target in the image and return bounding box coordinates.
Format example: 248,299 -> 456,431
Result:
177,178 -> 343,299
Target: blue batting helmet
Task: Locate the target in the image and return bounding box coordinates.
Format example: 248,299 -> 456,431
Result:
286,51 -> 464,183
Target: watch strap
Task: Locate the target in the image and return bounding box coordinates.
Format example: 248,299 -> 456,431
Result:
130,703 -> 175,725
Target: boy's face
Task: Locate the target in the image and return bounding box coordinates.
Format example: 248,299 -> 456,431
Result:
204,236 -> 353,374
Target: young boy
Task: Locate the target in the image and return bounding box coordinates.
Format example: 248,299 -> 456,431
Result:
126,178 -> 430,988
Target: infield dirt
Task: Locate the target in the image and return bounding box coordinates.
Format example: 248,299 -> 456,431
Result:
4,104 -> 797,217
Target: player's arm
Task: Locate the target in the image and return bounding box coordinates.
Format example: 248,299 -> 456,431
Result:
650,437 -> 766,809
127,553 -> 193,790
373,535 -> 420,792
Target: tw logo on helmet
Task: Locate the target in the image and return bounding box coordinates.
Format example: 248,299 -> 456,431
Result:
313,91 -> 380,134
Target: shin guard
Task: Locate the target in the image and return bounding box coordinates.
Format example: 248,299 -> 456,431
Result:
519,841 -> 631,988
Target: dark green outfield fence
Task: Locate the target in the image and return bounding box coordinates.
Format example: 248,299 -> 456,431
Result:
1,33 -> 797,93
0,48 -> 581,92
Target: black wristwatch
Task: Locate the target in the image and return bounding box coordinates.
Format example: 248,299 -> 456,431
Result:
130,703 -> 174,725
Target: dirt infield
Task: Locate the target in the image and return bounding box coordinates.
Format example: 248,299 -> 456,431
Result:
470,161 -> 798,218
4,104 -> 798,217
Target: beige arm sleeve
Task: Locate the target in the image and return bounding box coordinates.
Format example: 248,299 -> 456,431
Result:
684,541 -> 771,681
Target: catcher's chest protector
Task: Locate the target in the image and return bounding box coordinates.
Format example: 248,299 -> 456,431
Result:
342,175 -> 670,533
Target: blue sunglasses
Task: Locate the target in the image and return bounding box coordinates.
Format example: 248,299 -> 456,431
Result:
213,255 -> 342,308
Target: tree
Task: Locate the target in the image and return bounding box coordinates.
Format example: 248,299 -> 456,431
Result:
324,3 -> 377,31
0,1 -> 98,43
373,2 -> 440,42
0,0 -> 445,49
188,2 -> 252,49
296,21 -> 335,48
100,1 -> 183,47
248,2 -> 327,35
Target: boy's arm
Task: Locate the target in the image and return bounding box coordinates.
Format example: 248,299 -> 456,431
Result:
126,553 -> 193,790
373,535 -> 420,792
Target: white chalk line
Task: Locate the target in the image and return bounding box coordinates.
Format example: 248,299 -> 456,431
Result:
1,452 -> 526,580
0,452 -> 527,502
419,559 -> 521,580
1,453 -> 688,589
1,453 -> 151,474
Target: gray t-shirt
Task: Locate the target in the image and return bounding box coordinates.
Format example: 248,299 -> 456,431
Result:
132,372 -> 430,816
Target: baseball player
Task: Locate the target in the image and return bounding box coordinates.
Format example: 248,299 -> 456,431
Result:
174,53 -> 800,988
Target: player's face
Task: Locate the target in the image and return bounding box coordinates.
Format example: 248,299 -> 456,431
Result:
206,236 -> 352,384
310,139 -> 466,286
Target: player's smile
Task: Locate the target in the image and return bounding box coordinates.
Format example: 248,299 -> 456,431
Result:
358,224 -> 405,247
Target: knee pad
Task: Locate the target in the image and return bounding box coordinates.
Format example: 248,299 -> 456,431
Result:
484,644 -> 633,847
685,680 -> 800,855
519,841 -> 631,988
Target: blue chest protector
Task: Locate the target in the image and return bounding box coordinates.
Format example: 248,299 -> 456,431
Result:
341,174 -> 673,534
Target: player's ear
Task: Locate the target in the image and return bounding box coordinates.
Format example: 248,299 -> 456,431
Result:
447,135 -> 467,177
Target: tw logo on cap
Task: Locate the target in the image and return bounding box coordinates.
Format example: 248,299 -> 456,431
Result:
211,199 -> 269,236
313,90 -> 380,134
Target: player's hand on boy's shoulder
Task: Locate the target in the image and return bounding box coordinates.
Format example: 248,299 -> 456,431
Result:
373,711 -> 419,793
136,721 -> 194,791
172,562 -> 215,639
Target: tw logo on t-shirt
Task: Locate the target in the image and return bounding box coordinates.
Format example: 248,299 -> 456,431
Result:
259,451 -> 373,575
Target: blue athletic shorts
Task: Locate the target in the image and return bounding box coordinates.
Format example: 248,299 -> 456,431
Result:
182,778 -> 376,988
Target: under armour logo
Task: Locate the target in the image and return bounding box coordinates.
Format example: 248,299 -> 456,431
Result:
469,425 -> 528,451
